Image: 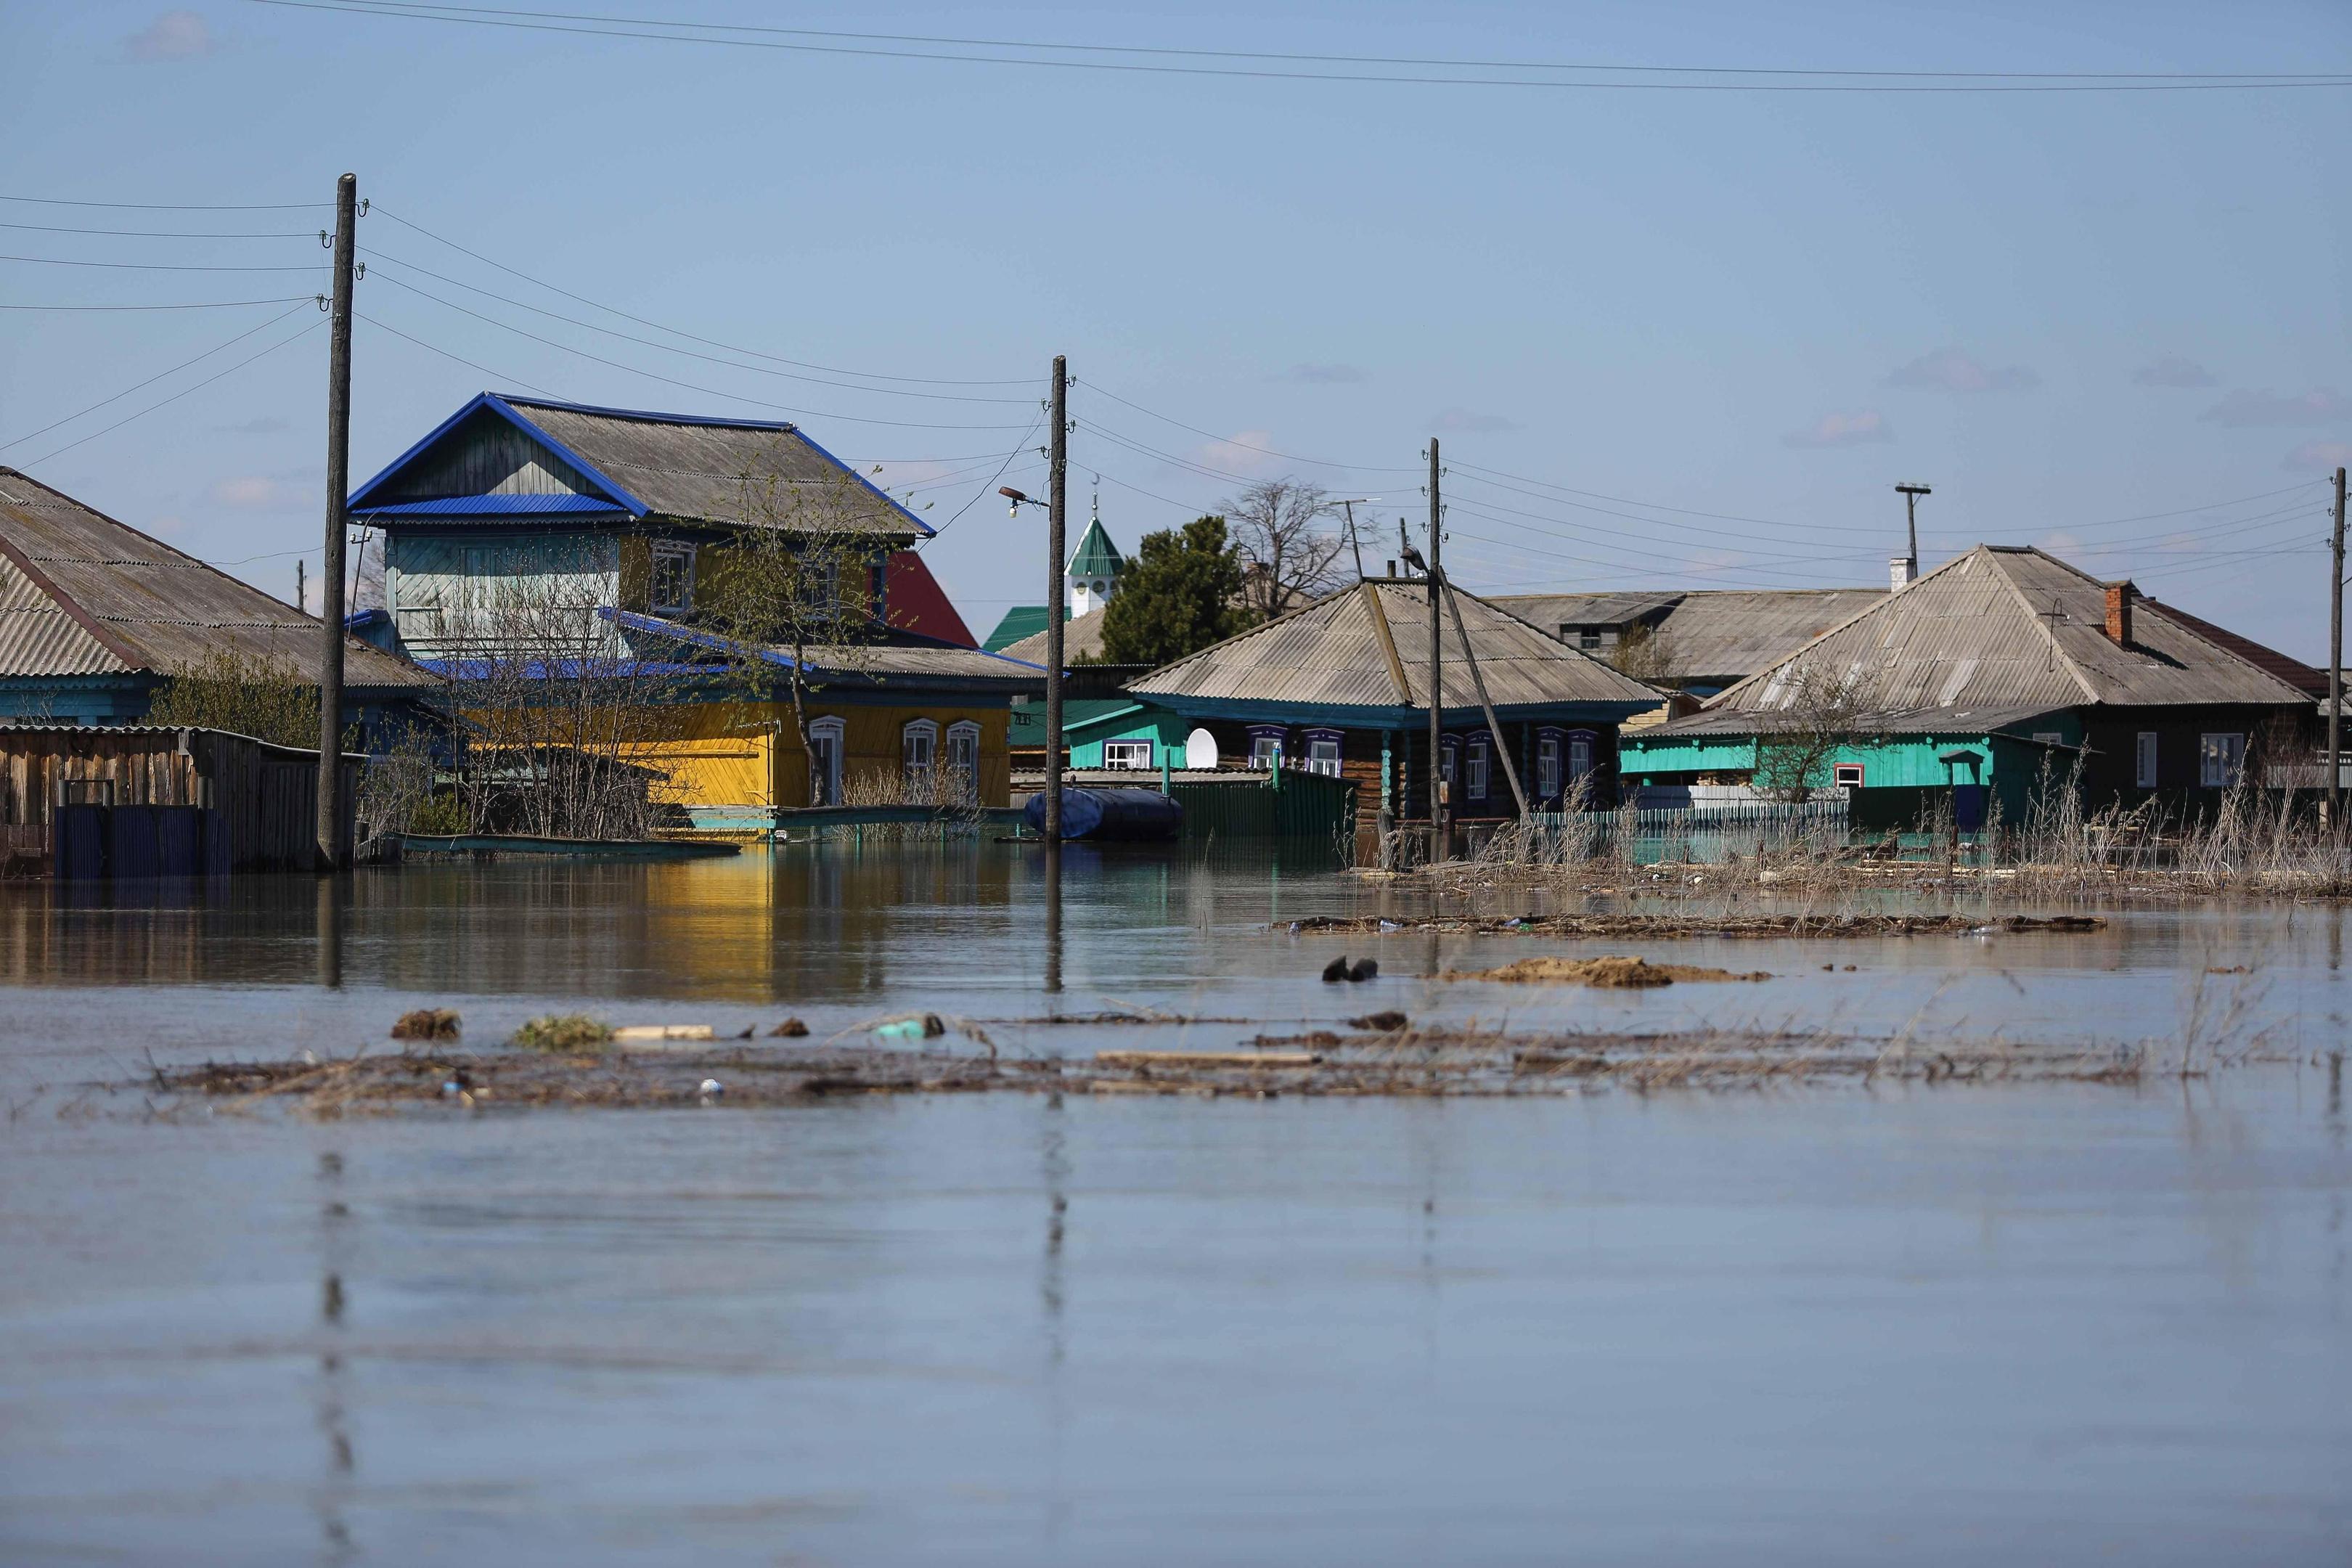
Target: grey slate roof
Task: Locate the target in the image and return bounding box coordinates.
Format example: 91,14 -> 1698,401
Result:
1129,580 -> 1662,714
502,399 -> 917,537
0,468 -> 437,690
1657,545 -> 2309,734
1495,587 -> 1888,685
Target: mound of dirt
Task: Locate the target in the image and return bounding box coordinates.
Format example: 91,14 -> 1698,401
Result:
1446,956 -> 1771,987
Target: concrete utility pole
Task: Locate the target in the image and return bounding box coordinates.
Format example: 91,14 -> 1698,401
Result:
316,172 -> 357,870
1043,354 -> 1068,842
1895,482 -> 1932,581
2332,465 -> 2346,825
1426,439 -> 1444,846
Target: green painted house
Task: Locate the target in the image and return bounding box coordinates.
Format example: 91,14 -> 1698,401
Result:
1620,545 -> 2317,829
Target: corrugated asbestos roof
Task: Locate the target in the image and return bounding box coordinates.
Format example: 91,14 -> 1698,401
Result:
1649,545 -> 2309,736
1000,609 -> 1111,665
1494,587 -> 1887,683
0,468 -> 438,690
2139,596 -> 2327,696
502,399 -> 917,537
1129,580 -> 1662,712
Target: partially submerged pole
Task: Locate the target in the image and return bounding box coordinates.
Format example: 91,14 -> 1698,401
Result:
1045,354 -> 1068,843
1440,572 -> 1528,817
2331,465 -> 2345,829
315,171 -> 357,870
1426,438 -> 1443,854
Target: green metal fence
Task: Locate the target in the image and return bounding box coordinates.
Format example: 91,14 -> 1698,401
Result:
1169,770 -> 1359,845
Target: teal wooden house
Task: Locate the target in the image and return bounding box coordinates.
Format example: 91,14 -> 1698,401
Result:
1620,545 -> 2317,828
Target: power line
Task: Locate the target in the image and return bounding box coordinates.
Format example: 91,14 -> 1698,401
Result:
1,300 -> 319,454
1077,380 -> 1415,472
0,254 -> 324,272
0,295 -> 319,311
367,202 -> 1031,387
362,254 -> 1035,403
358,309 -> 563,397
362,284 -> 1040,430
919,412 -> 1047,546
16,317 -> 326,467
254,1 -> 2352,92
0,194 -> 327,211
0,221 -> 319,240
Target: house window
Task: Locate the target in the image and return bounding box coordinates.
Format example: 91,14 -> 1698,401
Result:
1440,738 -> 1459,790
1579,628 -> 1602,651
1832,762 -> 1866,788
650,541 -> 697,614
1536,731 -> 1563,801
944,721 -> 980,804
1103,740 -> 1152,769
902,719 -> 939,799
2136,732 -> 2159,789
1465,738 -> 1490,801
2199,732 -> 2244,788
1304,730 -> 1343,777
1567,730 -> 1595,785
807,717 -> 844,807
1248,727 -> 1286,769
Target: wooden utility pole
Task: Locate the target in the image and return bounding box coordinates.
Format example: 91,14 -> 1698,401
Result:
2332,465 -> 2346,825
1043,354 -> 1068,842
1426,438 -> 1444,845
1440,571 -> 1528,817
295,558 -> 306,616
315,171 -> 357,870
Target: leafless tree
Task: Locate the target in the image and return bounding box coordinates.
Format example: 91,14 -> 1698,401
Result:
1609,621 -> 1682,685
1217,477 -> 1347,621
1750,663 -> 1883,804
698,445 -> 892,805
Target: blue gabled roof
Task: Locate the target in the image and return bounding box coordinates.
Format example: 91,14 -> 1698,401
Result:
348,392 -> 648,518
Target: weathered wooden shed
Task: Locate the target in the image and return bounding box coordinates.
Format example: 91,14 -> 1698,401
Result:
0,724 -> 359,875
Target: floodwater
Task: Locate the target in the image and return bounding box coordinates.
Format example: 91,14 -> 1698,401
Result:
0,844 -> 2347,1565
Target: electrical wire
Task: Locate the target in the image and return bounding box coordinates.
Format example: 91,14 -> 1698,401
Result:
0,195 -> 327,211
0,295 -> 319,311
918,413 -> 1048,546
362,256 -> 1034,403
1077,379 -> 1416,472
15,317 -> 326,467
362,283 -> 1041,430
358,309 -> 563,397
0,221 -> 321,240
0,300 -> 319,454
0,254 -> 324,272
253,1 -> 2352,92
367,202 -> 1032,387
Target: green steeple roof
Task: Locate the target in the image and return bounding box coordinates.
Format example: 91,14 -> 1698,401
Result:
1066,515 -> 1124,579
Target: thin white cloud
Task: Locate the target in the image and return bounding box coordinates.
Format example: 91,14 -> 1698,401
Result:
2131,356 -> 2218,389
126,10 -> 214,61
210,476 -> 279,507
1884,346 -> 2040,393
2202,388 -> 2345,428
2282,439 -> 2352,472
1199,430 -> 1281,475
1283,364 -> 1369,385
1430,407 -> 1516,434
214,416 -> 288,435
1781,410 -> 1892,449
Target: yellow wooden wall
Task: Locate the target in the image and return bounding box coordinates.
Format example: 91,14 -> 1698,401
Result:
629,701 -> 1012,811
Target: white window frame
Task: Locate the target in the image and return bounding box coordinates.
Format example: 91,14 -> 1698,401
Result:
1102,739 -> 1152,770
807,716 -> 845,807
1536,731 -> 1563,801
650,540 -> 698,615
1304,730 -> 1344,778
1832,762 -> 1866,788
944,719 -> 980,803
1567,730 -> 1596,785
2136,732 -> 2159,789
1249,727 -> 1286,769
1465,738 -> 1489,801
2199,732 -> 2244,789
902,719 -> 939,798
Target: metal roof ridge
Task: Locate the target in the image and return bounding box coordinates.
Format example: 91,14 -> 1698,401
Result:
1359,580 -> 1411,703
1982,547 -> 2106,706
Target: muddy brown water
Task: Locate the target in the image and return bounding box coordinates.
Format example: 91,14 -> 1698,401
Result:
0,843 -> 2347,1565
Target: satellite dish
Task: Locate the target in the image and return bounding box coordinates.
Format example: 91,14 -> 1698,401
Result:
1183,728 -> 1219,769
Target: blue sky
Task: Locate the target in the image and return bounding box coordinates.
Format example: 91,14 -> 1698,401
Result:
2,1 -> 2346,655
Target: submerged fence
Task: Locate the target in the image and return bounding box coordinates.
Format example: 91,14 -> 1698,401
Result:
1521,798 -> 1851,866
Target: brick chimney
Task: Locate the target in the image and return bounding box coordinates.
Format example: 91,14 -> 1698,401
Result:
2104,581 -> 2136,646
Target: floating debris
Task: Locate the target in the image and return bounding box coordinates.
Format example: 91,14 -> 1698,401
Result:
1285,912 -> 2105,942
511,1013 -> 614,1051
1347,957 -> 1379,982
768,1018 -> 811,1038
1445,956 -> 1771,988
873,1013 -> 947,1042
1348,1010 -> 1410,1032
390,1008 -> 461,1042
613,1024 -> 716,1043
1320,956 -> 1352,983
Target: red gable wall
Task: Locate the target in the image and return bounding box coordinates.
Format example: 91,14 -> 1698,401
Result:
885,551 -> 976,647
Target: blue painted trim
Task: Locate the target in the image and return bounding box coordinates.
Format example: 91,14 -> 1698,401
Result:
603,607 -> 1048,674
356,494 -> 632,519
346,391 -> 649,519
